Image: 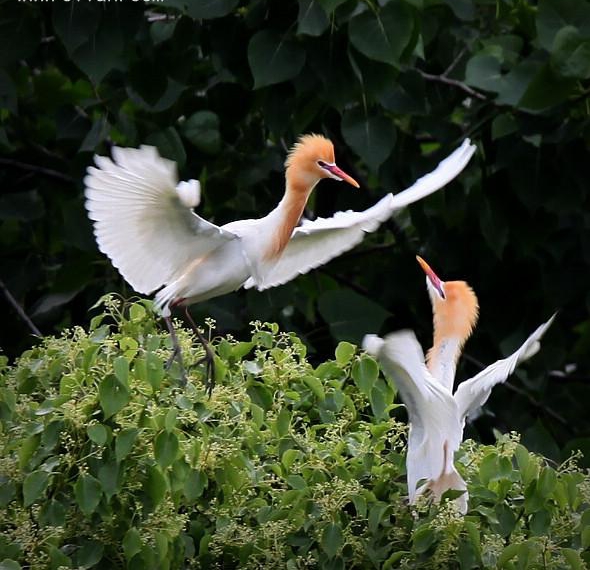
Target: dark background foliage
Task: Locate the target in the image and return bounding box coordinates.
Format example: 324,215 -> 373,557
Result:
1,0 -> 589,457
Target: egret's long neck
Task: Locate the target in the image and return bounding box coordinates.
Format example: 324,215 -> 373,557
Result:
264,177 -> 314,260
426,335 -> 463,392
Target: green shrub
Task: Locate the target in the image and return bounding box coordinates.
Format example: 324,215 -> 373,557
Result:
1,296 -> 589,569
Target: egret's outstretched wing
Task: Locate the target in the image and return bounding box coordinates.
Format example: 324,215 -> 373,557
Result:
363,331 -> 451,414
387,138 -> 476,211
85,146 -> 237,295
245,139 -> 476,290
454,315 -> 556,425
363,331 -> 466,510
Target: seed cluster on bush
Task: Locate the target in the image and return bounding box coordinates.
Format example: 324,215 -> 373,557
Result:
1,296 -> 589,569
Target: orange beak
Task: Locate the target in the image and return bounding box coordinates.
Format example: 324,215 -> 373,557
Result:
416,255 -> 446,299
323,164 -> 360,188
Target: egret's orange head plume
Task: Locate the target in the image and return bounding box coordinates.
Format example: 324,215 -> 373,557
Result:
285,133 -> 359,191
417,256 -> 479,345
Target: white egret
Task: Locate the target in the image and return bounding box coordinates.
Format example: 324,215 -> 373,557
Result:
363,256 -> 554,514
85,136 -> 476,390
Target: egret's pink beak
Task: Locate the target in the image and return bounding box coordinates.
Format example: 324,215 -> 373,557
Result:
323,164 -> 360,188
416,256 -> 446,299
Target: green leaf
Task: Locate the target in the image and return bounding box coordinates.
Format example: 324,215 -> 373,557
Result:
115,428 -> 139,463
98,375 -> 130,419
154,431 -> 179,469
87,424 -> 107,446
536,0 -> 590,51
123,527 -> 142,561
562,548 -> 585,570
551,26 -> 590,78
275,408 -> 291,437
146,128 -> 186,170
537,466 -> 557,497
497,542 -> 520,565
349,3 -> 414,67
318,289 -> 390,344
321,523 -> 343,558
70,15 -> 125,84
297,0 -> 330,36
164,409 -> 177,433
465,54 -> 502,92
443,0 -> 475,21
145,465 -> 167,506
352,356 -> 379,398
412,526 -> 435,554
281,449 -> 301,471
23,470 -> 49,507
341,108 -> 395,171
518,63 -> 576,110
53,3 -> 100,54
0,561 -> 21,570
74,540 -> 104,568
184,469 -> 207,501
98,460 -> 120,500
145,351 -> 165,392
113,356 -> 129,386
302,375 -> 326,401
335,341 -> 356,365
370,377 -> 393,420
182,111 -> 222,155
74,474 -> 102,515
248,31 -> 306,89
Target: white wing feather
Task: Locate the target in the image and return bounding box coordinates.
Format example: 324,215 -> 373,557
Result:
454,315 -> 556,425
245,138 -> 476,291
387,138 -> 476,211
363,331 -> 465,509
84,146 -> 237,295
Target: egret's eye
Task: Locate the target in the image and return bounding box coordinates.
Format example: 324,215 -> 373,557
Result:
317,160 -> 328,168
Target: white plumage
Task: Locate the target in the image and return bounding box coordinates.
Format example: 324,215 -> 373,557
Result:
85,138 -> 476,317
363,273 -> 554,514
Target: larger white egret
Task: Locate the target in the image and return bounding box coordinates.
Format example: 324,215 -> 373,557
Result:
85,135 -> 476,389
363,256 -> 554,514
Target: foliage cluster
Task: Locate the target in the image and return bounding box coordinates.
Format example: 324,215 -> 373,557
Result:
1,299 -> 589,569
1,0 -> 590,453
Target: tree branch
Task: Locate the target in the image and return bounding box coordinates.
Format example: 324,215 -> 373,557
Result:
0,157 -> 75,183
0,278 -> 41,337
416,69 -> 488,101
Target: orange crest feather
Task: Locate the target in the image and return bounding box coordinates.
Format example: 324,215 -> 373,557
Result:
285,134 -> 335,172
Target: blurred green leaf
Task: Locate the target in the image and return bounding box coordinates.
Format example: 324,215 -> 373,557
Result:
154,431 -> 179,468
349,3 -> 413,67
297,0 -> 330,36
248,31 -> 306,89
318,289 -> 390,344
321,523 -> 343,558
182,111 -> 222,155
115,428 -> 139,463
98,375 -> 130,419
341,108 -> 396,170
23,470 -> 49,507
74,474 -> 102,515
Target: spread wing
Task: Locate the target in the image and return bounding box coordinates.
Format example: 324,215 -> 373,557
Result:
363,331 -> 464,508
454,315 -> 556,425
245,138 -> 476,291
84,146 -> 237,294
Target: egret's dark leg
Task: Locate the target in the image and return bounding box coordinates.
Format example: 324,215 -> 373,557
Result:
164,315 -> 187,386
183,307 -> 216,396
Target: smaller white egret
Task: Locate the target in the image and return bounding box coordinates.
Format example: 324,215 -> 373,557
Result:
363,256 -> 555,514
85,136 -> 476,391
